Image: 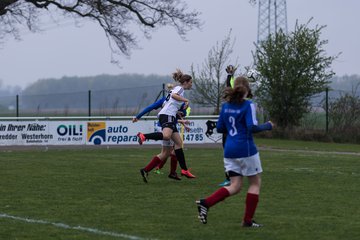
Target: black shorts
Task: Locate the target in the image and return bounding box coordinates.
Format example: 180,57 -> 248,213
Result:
158,114 -> 178,133
227,170 -> 241,177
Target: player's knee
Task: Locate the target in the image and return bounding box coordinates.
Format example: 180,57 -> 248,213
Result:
226,185 -> 242,195
233,186 -> 242,195
163,134 -> 171,141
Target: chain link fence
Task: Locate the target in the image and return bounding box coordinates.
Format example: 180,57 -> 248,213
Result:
0,84 -> 360,143
0,85 -> 357,121
0,84 -> 219,117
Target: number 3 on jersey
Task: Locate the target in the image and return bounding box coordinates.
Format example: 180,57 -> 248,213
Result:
228,116 -> 237,136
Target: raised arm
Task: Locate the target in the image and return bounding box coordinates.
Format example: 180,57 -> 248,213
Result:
132,97 -> 165,122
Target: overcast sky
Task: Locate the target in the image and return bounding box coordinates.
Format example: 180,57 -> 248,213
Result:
0,0 -> 359,88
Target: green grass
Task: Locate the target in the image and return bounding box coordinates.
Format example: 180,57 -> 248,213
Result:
255,137 -> 360,153
0,142 -> 359,240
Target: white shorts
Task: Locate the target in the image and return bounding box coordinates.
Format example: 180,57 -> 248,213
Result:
224,152 -> 262,176
162,139 -> 174,147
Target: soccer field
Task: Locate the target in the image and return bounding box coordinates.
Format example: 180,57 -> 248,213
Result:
0,140 -> 359,240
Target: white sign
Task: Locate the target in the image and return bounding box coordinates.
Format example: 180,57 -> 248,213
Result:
0,119 -> 222,146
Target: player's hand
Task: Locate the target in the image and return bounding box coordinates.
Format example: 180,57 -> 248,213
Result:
226,65 -> 237,75
268,121 -> 275,128
132,117 -> 138,123
183,120 -> 190,125
185,126 -> 191,132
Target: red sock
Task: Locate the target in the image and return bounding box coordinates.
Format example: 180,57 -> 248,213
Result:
169,154 -> 177,174
157,158 -> 167,169
243,193 -> 259,224
143,156 -> 162,172
204,187 -> 230,208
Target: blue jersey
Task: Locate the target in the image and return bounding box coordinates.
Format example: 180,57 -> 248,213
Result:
135,97 -> 187,125
216,100 -> 271,158
135,97 -> 165,120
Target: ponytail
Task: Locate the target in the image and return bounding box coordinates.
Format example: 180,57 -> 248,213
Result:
172,69 -> 192,84
172,69 -> 183,82
223,76 -> 251,104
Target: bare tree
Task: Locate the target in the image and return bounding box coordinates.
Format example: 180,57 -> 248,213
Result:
328,82 -> 360,133
0,0 -> 201,61
190,30 -> 237,114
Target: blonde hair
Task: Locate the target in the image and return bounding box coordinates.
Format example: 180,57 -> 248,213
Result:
166,83 -> 174,91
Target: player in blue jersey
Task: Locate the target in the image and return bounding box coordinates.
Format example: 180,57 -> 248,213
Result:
196,76 -> 274,227
219,65 -> 261,187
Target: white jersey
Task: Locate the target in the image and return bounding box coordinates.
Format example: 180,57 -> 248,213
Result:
158,85 -> 184,117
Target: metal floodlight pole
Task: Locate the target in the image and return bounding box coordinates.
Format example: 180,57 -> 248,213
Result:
257,0 -> 288,44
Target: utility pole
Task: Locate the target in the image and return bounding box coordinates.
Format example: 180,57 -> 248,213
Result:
257,0 -> 288,43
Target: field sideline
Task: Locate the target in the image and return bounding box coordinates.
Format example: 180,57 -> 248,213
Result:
0,139 -> 359,240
